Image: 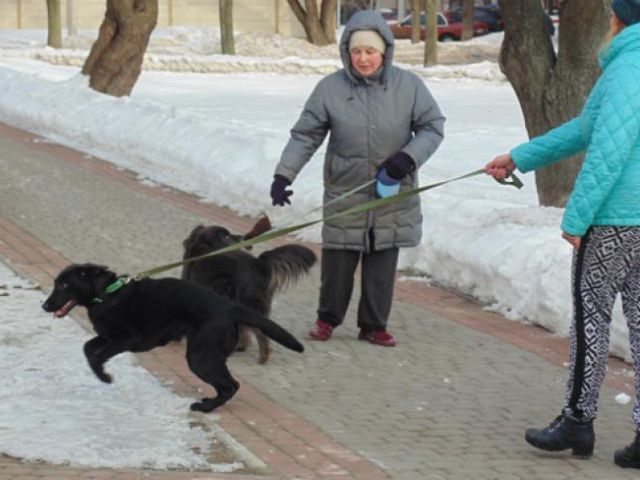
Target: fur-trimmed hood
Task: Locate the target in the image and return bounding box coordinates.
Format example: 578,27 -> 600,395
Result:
339,10 -> 395,84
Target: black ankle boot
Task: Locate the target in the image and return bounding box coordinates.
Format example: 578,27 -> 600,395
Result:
614,432 -> 640,468
525,414 -> 595,458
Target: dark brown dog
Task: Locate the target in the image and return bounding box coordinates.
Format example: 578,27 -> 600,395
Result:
182,225 -> 316,363
42,263 -> 304,412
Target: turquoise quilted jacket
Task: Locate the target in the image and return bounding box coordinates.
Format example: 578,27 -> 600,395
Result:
511,23 -> 640,236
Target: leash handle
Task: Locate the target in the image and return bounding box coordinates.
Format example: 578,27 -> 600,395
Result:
495,172 -> 524,189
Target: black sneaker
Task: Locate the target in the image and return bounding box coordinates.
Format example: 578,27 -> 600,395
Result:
525,413 -> 595,458
615,432 -> 640,468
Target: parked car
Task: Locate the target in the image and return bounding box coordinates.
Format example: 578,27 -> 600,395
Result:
448,4 -> 555,36
447,4 -> 504,32
390,12 -> 490,42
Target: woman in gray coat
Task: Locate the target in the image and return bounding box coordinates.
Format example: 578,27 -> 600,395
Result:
270,10 -> 445,346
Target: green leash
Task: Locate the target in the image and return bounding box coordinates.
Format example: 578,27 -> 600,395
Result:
99,169 -> 522,297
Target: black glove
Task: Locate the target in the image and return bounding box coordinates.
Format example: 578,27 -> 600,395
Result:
270,174 -> 293,206
381,152 -> 415,180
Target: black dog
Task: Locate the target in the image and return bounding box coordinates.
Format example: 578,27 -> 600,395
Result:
42,263 -> 304,412
182,225 -> 316,364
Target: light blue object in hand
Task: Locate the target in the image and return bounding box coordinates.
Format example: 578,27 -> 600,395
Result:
376,168 -> 400,198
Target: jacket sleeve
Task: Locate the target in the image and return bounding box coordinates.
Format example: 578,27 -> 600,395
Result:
561,67 -> 640,236
401,77 -> 445,169
274,81 -> 330,182
510,116 -> 587,173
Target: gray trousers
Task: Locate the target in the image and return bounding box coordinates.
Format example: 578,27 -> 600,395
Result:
317,247 -> 399,331
564,226 -> 640,428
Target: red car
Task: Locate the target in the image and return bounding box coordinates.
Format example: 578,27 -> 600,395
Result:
390,12 -> 489,41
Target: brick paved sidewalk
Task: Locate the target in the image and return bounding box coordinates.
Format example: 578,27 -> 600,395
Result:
0,121 -> 638,480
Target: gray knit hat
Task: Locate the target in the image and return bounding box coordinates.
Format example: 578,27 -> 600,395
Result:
612,0 -> 640,25
348,30 -> 386,53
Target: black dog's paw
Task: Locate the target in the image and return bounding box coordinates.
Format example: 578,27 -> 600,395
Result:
190,398 -> 215,413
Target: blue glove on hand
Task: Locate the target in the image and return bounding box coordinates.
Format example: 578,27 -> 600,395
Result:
376,168 -> 400,198
381,152 -> 415,180
270,175 -> 293,206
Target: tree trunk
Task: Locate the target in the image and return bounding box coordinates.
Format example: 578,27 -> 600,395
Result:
423,0 -> 438,66
498,0 -> 609,207
320,0 -> 337,44
410,0 -> 421,44
287,0 -> 336,46
47,0 -> 62,48
461,0 -> 474,41
219,0 -> 235,55
82,0 -> 158,97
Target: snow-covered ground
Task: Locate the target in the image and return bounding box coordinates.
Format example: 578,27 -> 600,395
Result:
0,27 -> 633,468
0,262 -> 242,471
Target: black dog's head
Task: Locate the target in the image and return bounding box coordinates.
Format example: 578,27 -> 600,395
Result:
182,225 -> 246,258
42,263 -> 117,317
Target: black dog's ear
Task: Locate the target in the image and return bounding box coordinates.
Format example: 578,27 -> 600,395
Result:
183,225 -> 206,249
78,263 -> 110,278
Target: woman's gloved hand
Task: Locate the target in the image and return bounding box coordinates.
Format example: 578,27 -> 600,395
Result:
381,152 -> 415,180
270,174 -> 293,206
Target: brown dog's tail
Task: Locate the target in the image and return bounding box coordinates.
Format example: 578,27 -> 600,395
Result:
258,245 -> 317,294
231,305 -> 304,353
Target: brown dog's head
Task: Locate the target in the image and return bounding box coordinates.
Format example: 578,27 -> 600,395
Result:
182,225 -> 246,258
42,263 -> 116,317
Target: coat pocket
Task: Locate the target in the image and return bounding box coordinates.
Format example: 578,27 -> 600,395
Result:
324,152 -> 370,189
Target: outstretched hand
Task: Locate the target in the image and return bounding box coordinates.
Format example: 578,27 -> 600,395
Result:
485,154 -> 516,180
562,232 -> 582,249
270,175 -> 293,206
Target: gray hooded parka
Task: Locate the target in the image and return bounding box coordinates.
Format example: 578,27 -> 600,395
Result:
275,10 -> 445,252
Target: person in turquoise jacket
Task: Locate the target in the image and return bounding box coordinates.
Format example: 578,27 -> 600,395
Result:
485,0 -> 640,469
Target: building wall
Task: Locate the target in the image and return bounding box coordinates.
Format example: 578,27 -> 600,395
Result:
0,0 -> 306,37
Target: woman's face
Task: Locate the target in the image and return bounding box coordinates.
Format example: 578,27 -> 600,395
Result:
349,47 -> 384,77
605,12 -> 626,43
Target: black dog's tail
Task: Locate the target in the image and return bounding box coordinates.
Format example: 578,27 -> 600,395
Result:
232,305 -> 304,353
258,245 -> 317,294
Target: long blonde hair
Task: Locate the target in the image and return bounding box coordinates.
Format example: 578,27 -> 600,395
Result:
602,12 -> 626,47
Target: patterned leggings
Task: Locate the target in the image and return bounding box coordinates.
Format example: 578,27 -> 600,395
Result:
564,226 -> 640,427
